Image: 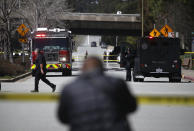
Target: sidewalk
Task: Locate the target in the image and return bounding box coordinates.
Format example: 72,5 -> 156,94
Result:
0,72 -> 31,82
182,68 -> 194,81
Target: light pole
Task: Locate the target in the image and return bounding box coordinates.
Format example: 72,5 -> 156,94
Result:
141,0 -> 144,37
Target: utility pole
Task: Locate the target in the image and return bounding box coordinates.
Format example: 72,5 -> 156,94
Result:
141,0 -> 144,37
116,36 -> 118,47
18,0 -> 20,8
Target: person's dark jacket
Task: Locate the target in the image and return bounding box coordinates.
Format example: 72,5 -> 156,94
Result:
125,53 -> 134,69
57,69 -> 137,131
35,53 -> 47,74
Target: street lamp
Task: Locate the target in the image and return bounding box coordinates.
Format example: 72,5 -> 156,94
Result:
141,0 -> 144,37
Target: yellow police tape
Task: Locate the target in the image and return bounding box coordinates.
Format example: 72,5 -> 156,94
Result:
0,93 -> 59,102
104,60 -> 119,62
0,93 -> 194,106
72,55 -> 119,62
184,52 -> 194,54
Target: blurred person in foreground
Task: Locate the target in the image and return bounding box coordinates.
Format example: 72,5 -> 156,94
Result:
57,56 -> 137,131
31,48 -> 56,93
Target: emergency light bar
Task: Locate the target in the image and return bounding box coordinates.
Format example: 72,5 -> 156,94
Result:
36,28 -> 48,31
49,28 -> 66,32
149,36 -> 154,39
36,34 -> 46,37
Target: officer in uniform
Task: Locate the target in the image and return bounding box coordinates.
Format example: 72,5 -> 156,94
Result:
125,49 -> 134,81
31,48 -> 56,92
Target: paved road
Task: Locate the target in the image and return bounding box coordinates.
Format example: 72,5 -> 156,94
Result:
1,45 -> 194,131
1,68 -> 194,131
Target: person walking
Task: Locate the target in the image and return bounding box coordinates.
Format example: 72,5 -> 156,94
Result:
85,50 -> 88,60
57,56 -> 137,131
31,48 -> 56,93
103,51 -> 107,62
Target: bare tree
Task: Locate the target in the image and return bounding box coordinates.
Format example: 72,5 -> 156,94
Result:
0,0 -> 17,63
17,0 -> 71,30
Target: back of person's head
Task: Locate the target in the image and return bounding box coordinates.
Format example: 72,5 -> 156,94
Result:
34,48 -> 41,53
82,56 -> 103,73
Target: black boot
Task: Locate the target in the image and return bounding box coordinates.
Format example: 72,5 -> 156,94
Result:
51,84 -> 56,92
31,90 -> 39,93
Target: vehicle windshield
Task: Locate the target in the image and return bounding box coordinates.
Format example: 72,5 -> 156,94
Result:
32,38 -> 69,52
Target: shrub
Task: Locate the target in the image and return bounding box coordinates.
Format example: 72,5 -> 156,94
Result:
0,58 -> 30,77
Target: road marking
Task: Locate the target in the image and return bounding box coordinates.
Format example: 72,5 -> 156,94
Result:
0,93 -> 194,106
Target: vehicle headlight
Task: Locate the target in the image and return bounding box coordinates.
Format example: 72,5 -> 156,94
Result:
60,57 -> 66,62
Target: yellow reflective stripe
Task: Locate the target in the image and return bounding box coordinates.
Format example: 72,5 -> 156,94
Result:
31,64 -> 36,69
53,64 -> 58,69
46,64 -> 50,69
46,64 -> 61,69
32,64 -> 62,70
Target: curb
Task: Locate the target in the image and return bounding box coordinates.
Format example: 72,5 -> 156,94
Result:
0,72 -> 32,82
182,75 -> 194,81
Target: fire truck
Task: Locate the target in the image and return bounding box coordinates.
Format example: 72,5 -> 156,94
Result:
31,28 -> 73,76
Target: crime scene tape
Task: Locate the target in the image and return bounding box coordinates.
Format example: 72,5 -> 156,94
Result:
184,52 -> 194,54
183,52 -> 194,60
73,55 -> 119,62
0,93 -> 59,102
104,60 -> 119,62
0,93 -> 194,106
138,96 -> 194,106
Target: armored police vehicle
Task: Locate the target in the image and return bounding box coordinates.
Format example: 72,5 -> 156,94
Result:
133,37 -> 182,82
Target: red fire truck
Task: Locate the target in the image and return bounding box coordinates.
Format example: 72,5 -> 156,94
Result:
31,28 -> 73,76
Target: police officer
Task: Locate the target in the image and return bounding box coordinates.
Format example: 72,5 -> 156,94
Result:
125,49 -> 134,81
31,48 -> 56,92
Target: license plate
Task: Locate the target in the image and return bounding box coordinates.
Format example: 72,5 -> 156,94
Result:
156,68 -> 163,73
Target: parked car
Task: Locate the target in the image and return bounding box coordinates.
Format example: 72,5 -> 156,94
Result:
91,41 -> 97,47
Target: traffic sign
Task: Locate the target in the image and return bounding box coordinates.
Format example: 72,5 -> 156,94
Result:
149,28 -> 160,37
17,24 -> 29,36
160,24 -> 173,37
19,38 -> 28,43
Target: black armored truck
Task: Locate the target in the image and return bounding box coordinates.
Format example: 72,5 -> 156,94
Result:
133,37 -> 182,82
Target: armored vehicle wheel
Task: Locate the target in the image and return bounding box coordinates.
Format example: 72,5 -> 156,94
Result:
139,79 -> 144,82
